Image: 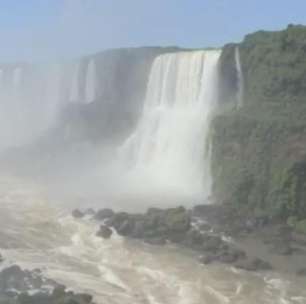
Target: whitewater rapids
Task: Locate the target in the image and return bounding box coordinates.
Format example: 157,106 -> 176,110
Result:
0,178 -> 305,304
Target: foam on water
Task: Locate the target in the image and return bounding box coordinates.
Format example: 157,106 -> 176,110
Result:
0,179 -> 306,304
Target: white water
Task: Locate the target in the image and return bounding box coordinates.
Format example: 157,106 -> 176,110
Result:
235,47 -> 244,108
85,59 -> 96,103
0,177 -> 305,304
70,62 -> 80,102
119,50 -> 220,200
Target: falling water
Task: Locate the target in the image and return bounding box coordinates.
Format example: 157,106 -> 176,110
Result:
119,50 -> 221,200
12,67 -> 23,91
43,63 -> 62,125
235,47 -> 244,108
69,62 -> 80,102
85,59 -> 96,103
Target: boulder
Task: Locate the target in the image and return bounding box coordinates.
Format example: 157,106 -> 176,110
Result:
72,209 -> 85,219
96,225 -> 113,239
296,268 -> 306,276
235,258 -> 273,271
144,237 -> 166,246
94,208 -> 114,221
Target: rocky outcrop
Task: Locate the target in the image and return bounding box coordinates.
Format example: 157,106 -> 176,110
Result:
87,206 -> 277,272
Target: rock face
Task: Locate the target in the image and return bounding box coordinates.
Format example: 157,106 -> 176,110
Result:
212,24 -> 306,230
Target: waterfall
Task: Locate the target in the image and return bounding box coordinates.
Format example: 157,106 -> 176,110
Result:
69,62 -> 80,102
44,63 -> 62,124
235,47 -> 244,108
13,67 -> 23,90
119,50 -> 221,199
85,59 -> 96,103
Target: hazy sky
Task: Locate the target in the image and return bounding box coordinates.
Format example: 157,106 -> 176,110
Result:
0,0 -> 305,62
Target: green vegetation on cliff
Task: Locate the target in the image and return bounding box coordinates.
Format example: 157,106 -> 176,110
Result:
212,25 -> 306,228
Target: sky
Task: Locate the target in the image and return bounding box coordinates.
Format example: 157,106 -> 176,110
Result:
0,0 -> 306,62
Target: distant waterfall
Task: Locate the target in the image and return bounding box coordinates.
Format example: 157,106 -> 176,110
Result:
85,59 -> 96,103
69,62 -> 80,102
44,64 -> 62,124
119,50 -> 221,199
235,47 -> 244,107
12,67 -> 23,90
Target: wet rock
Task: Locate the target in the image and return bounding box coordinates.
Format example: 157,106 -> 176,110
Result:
144,237 -> 166,246
85,208 -> 95,216
198,223 -> 212,231
16,287 -> 94,304
183,229 -> 205,250
94,208 -> 114,221
235,258 -> 273,271
107,207 -> 191,243
96,225 -> 113,239
0,265 -> 59,295
270,242 -> 293,256
199,254 -> 217,265
72,209 -> 85,219
199,245 -> 246,265
296,268 -> 306,276
201,235 -> 224,253
217,247 -> 246,264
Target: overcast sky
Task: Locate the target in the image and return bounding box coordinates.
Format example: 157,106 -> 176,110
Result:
0,0 -> 305,62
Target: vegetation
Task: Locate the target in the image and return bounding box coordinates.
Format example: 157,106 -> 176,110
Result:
212,25 -> 306,232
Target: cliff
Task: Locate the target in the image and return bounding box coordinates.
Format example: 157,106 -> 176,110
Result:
212,25 -> 306,233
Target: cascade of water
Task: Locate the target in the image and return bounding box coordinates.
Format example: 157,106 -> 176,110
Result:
70,62 -> 80,102
85,59 -> 96,103
44,63 -> 63,125
119,50 -> 221,199
235,47 -> 244,108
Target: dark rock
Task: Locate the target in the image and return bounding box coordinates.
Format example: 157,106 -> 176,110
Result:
270,242 -> 293,256
217,247 -> 246,264
16,287 -> 95,304
117,219 -> 135,236
72,209 -> 85,219
235,258 -> 273,271
107,212 -> 130,230
0,265 -> 59,295
107,207 -> 191,244
296,268 -> 306,276
183,229 -> 205,250
96,225 -> 113,239
94,208 -> 114,221
199,245 -> 246,265
199,254 -> 217,265
198,223 -> 212,231
85,208 -> 95,216
201,235 -> 224,253
144,237 -> 166,246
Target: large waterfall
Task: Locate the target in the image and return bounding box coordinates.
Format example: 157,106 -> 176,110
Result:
119,50 -> 221,201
